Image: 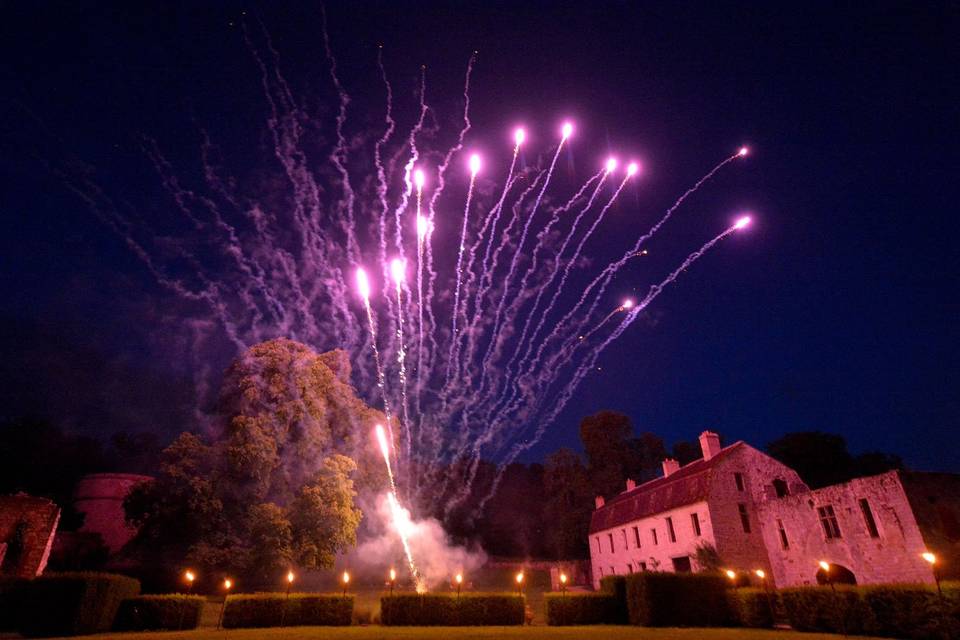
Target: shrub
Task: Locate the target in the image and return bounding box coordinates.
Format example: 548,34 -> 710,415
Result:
15,572 -> 141,637
222,593 -> 353,627
0,577 -> 26,631
860,585 -> 960,640
545,593 -> 619,625
380,593 -> 524,625
730,588 -> 777,628
113,595 -> 205,631
599,575 -> 629,623
779,585 -> 875,636
625,572 -> 735,627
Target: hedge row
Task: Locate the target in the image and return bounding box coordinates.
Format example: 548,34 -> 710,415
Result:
781,584 -> 960,640
627,572 -> 735,627
729,588 -> 777,628
0,577 -> 24,631
12,572 -> 141,637
222,593 -> 353,627
545,593 -> 619,625
598,575 -> 629,623
113,594 -> 205,631
380,593 -> 524,625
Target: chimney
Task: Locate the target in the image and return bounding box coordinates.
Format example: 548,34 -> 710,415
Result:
625,478 -> 636,492
700,431 -> 722,461
662,458 -> 680,477
595,495 -> 605,509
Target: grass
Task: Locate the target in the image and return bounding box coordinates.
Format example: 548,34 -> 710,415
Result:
37,628 -> 886,640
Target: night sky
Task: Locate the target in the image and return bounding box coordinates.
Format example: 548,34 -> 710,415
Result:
1,2 -> 957,473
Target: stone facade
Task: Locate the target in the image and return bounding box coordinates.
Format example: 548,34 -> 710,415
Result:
0,494 -> 61,578
73,473 -> 153,554
589,431 -> 940,589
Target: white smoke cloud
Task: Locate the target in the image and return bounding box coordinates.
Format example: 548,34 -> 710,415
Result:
351,493 -> 486,589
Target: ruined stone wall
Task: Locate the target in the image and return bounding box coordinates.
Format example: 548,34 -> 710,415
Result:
705,445 -> 806,580
589,500 -> 714,588
758,471 -> 933,587
0,494 -> 61,578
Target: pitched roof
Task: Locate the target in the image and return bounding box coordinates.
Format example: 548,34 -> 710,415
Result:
588,442 -> 744,534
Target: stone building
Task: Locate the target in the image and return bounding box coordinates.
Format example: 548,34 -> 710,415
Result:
73,473 -> 152,554
588,431 -> 945,589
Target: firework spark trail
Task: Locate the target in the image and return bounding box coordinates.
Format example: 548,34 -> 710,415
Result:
357,268 -> 395,455
375,47 -> 397,301
522,151 -> 746,388
376,424 -> 423,591
477,221 -> 747,510
321,6 -> 361,264
446,154 -> 481,384
493,168 -> 606,380
494,162 -> 615,384
390,258 -> 413,494
471,171 -> 546,396
414,171 -> 427,418
480,128 -> 570,383
471,169 -> 634,457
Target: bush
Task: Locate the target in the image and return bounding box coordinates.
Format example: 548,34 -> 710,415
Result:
113,595 -> 205,631
730,588 -> 777,628
625,572 -> 735,627
222,593 -> 353,627
599,575 -> 629,623
380,593 -> 524,626
861,585 -> 960,640
545,593 -> 619,625
780,586 -> 875,636
15,572 -> 140,637
0,577 -> 26,631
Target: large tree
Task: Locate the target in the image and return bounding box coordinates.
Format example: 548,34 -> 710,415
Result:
542,448 -> 592,559
579,411 -> 667,497
125,338 -> 383,584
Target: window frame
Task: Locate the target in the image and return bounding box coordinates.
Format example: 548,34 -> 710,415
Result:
817,504 -> 842,540
859,498 -> 880,538
691,512 -> 702,537
738,502 -> 752,533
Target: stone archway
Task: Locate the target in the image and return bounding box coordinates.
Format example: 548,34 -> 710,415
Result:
816,563 -> 857,585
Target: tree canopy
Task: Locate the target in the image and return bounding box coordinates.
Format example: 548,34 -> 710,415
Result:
124,338 -> 383,583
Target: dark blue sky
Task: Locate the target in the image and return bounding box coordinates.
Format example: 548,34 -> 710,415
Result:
1,1 -> 957,472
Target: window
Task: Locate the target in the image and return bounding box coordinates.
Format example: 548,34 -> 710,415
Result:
666,517 -> 677,543
627,563 -> 633,574
859,499 -> 879,538
598,566 -> 604,577
691,513 -> 702,537
818,505 -> 842,539
738,503 -> 751,533
651,528 -> 659,545
608,533 -> 615,553
610,566 -> 615,576
735,472 -> 745,492
595,536 -> 601,554
639,562 -> 647,571
773,478 -> 790,497
672,556 -> 692,573
777,518 -> 789,550
622,529 -> 628,549
633,526 -> 641,548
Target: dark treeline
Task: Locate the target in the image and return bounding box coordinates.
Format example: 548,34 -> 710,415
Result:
0,411 -> 904,561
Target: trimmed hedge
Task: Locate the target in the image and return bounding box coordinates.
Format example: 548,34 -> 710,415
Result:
781,584 -> 960,640
729,588 -> 777,628
599,575 -> 629,623
380,593 -> 525,626
545,593 -> 619,625
0,577 -> 26,631
113,595 -> 205,631
14,572 -> 141,637
625,572 -> 735,627
222,593 -> 353,627
780,586 -> 876,636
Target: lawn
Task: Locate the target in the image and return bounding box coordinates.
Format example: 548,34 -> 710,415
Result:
39,628 -> 884,640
